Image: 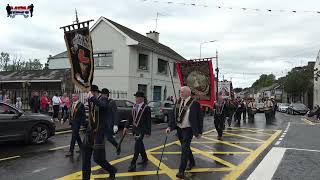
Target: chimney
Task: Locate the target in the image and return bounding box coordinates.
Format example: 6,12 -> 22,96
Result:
146,31 -> 159,42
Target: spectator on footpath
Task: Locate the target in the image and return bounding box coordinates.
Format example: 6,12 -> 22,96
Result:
30,91 -> 40,113
52,93 -> 61,122
15,97 -> 22,110
0,90 -> 3,102
40,92 -> 50,114
60,93 -> 71,124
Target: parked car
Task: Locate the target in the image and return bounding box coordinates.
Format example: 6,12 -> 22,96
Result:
148,101 -> 174,123
287,103 -> 309,115
256,102 -> 264,113
278,103 -> 289,112
114,99 -> 134,128
0,102 -> 55,144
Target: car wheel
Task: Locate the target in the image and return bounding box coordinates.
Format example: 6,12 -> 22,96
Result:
163,115 -> 168,123
30,124 -> 49,144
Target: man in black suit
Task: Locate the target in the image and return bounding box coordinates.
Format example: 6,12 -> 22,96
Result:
166,86 -> 203,179
82,85 -> 117,180
123,91 -> 151,172
65,93 -> 85,157
101,88 -> 121,155
213,96 -> 228,140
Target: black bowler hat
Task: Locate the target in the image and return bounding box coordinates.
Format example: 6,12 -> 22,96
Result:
91,85 -> 100,92
101,88 -> 110,95
134,91 -> 145,98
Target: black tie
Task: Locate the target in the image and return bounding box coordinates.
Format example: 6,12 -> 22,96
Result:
182,100 -> 185,107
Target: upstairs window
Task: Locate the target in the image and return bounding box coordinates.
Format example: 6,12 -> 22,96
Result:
138,54 -> 149,70
158,59 -> 168,75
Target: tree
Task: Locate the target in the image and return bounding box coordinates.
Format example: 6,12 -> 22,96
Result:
233,88 -> 243,93
251,74 -> 276,90
0,52 -> 43,71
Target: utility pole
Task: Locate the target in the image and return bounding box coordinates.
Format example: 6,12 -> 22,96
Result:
216,50 -> 219,100
74,9 -> 79,24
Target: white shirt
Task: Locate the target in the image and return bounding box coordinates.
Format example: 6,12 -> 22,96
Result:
178,96 -> 191,128
135,102 -> 144,113
52,96 -> 61,105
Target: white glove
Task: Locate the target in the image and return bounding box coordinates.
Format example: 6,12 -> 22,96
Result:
113,125 -> 118,133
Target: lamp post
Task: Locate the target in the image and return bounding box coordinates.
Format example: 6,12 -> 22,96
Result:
200,40 -> 217,60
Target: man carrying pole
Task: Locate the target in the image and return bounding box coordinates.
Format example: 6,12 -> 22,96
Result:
166,86 -> 203,179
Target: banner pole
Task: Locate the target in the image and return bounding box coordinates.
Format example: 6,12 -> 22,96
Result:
167,62 -> 177,101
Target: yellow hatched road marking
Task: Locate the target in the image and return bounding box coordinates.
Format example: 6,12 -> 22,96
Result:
92,170 -> 165,178
303,118 -> 315,125
223,132 -> 264,142
223,130 -> 282,180
0,155 -> 21,161
150,151 -> 251,155
187,145 -> 237,168
201,136 -> 253,152
147,153 -> 177,179
227,128 -> 274,135
192,141 -> 263,144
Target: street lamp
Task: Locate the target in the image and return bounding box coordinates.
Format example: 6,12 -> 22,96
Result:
200,40 -> 217,60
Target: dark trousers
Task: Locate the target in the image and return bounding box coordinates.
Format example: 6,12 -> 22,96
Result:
177,127 -> 195,173
61,106 -> 69,121
69,129 -> 82,152
106,133 -> 118,148
235,111 -> 242,124
52,105 -> 59,119
265,110 -> 272,123
131,134 -> 147,165
242,109 -> 247,120
247,108 -> 255,121
82,145 -> 116,180
214,115 -> 225,137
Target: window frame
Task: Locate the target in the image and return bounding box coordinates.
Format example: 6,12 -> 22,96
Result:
138,53 -> 149,71
93,52 -> 113,69
157,58 -> 168,75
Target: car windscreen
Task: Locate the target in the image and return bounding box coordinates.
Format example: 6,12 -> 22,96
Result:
293,103 -> 306,109
115,100 -> 126,107
148,101 -> 161,107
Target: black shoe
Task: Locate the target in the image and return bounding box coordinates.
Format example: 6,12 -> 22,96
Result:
137,159 -> 148,165
176,172 -> 185,179
65,152 -> 73,157
116,146 -> 121,155
109,167 -> 117,180
128,164 -> 136,172
186,163 -> 195,171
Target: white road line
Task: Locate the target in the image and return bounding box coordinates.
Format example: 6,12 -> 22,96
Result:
278,138 -> 283,141
49,145 -> 70,151
32,167 -> 48,173
248,147 -> 286,180
286,147 -> 320,153
275,141 -> 281,146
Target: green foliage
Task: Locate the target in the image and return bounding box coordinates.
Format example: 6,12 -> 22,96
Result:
0,52 -> 43,71
283,67 -> 313,96
233,88 -> 243,93
251,74 -> 276,90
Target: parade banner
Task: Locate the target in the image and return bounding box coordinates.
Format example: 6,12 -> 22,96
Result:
218,81 -> 231,99
176,60 -> 215,108
63,25 -> 94,92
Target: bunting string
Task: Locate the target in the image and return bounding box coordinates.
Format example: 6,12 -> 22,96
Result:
139,0 -> 320,15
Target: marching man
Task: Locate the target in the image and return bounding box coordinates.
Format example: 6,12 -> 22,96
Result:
123,91 -> 151,172
166,86 -> 203,179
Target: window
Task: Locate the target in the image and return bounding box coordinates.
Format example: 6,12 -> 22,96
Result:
126,101 -> 134,108
115,100 -> 126,107
164,103 -> 173,108
153,86 -> 162,101
138,54 -> 148,70
138,84 -> 147,97
93,52 -> 113,68
173,63 -> 178,77
0,104 -> 16,114
158,59 -> 168,75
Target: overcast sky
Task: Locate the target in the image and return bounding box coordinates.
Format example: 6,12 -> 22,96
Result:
1,0 -> 320,88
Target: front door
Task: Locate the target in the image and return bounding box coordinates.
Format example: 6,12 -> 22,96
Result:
153,86 -> 161,101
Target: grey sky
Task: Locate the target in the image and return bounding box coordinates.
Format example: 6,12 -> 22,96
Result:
1,0 -> 319,88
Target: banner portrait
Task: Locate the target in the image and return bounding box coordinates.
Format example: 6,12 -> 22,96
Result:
176,60 -> 215,108
64,27 -> 94,92
218,81 -> 231,99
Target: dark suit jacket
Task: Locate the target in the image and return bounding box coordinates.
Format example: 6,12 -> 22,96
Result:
168,98 -> 203,136
87,95 -> 108,145
213,102 -> 228,119
70,102 -> 86,132
103,98 -> 119,135
125,103 -> 151,135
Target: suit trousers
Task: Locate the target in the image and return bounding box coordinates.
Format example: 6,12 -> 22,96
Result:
214,115 -> 225,137
82,144 -> 116,180
177,127 -> 195,172
69,128 -> 82,152
105,132 -> 118,148
131,134 -> 147,165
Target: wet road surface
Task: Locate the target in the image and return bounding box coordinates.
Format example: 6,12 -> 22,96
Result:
1,112 -> 314,180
